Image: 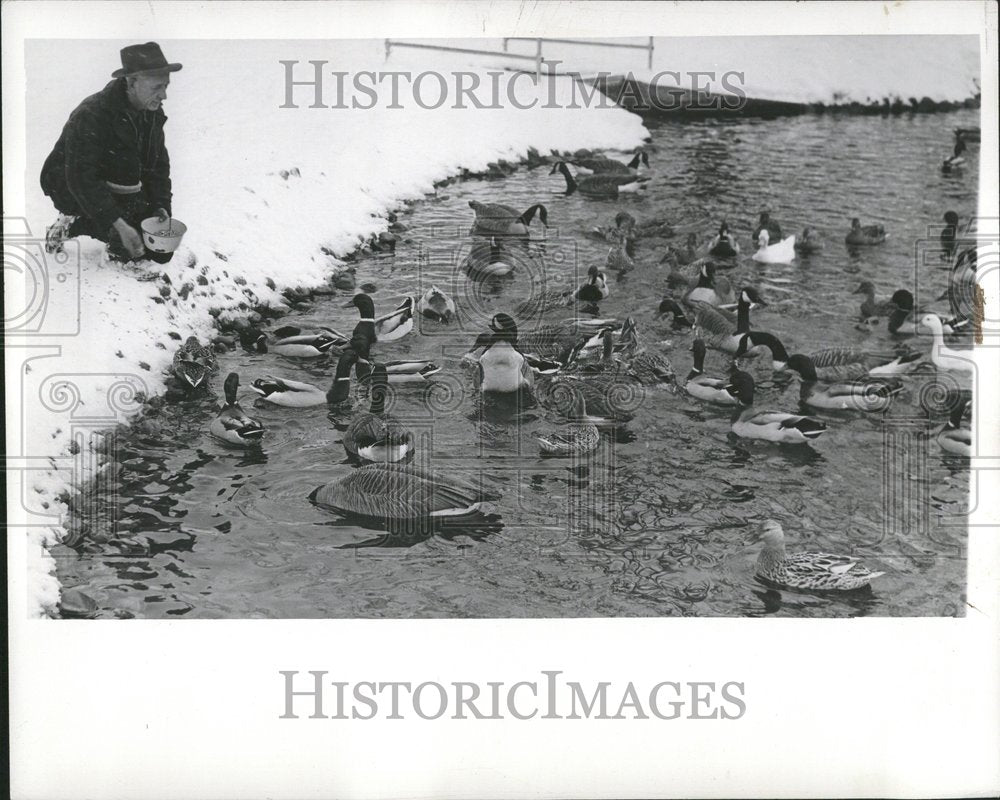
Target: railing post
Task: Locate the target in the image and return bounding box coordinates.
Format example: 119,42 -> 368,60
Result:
535,38 -> 542,80
648,36 -> 654,69
385,39 -> 392,60
502,37 -> 509,52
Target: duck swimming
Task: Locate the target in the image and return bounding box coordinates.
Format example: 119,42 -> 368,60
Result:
684,262 -> 735,307
535,389 -> 602,456
684,338 -> 738,405
576,265 -> 611,302
468,200 -> 547,238
708,221 -> 740,258
590,211 -> 637,244
753,520 -> 884,591
937,397 -> 971,457
845,218 -> 886,246
461,236 -> 520,279
852,281 -> 897,320
605,235 -> 634,274
942,139 -> 966,172
344,293 -> 414,345
312,463 -> 500,520
794,227 -> 823,254
488,313 -> 613,363
262,331 -> 346,358
570,151 -> 649,175
343,364 -> 414,463
417,285 -> 456,323
209,373 -> 266,446
550,161 -> 650,198
725,370 -> 827,444
940,211 -> 961,257
752,211 -> 782,245
752,228 -> 796,264
171,335 -> 215,393
255,348 -> 361,408
919,314 -> 974,373
617,317 -> 677,386
785,354 -> 904,413
472,326 -> 536,394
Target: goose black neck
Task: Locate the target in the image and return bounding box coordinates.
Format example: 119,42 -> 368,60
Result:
559,162 -> 577,192
736,296 -> 751,333
748,331 -> 788,362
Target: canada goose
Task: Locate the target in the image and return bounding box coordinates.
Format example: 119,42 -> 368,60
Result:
785,354 -> 904,412
469,200 -> 547,237
550,161 -> 650,198
570,151 -> 649,175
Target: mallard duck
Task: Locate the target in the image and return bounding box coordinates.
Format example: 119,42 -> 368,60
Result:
725,370 -> 827,444
343,293 -> 414,344
919,314 -> 974,372
250,375 -> 329,407
417,285 -> 456,322
312,463 -> 499,520
754,520 -> 884,591
469,200 -> 547,238
886,290 -> 964,336
570,151 -> 649,175
577,265 -> 610,302
343,364 -> 413,463
845,218 -> 887,246
684,338 -> 738,405
942,139 -> 966,172
691,288 -> 768,355
271,323 -> 351,341
662,233 -> 700,270
589,211 -> 637,243
550,161 -> 650,198
752,212 -> 782,245
794,227 -> 823,254
708,222 -> 740,257
535,389 -> 601,456
852,281 -> 897,320
356,358 -> 441,385
461,236 -> 521,279
937,397 -> 971,457
684,262 -> 735,307
209,373 -> 266,446
616,317 -> 677,386
940,211 -> 961,256
171,335 -> 215,392
752,228 -> 796,264
785,354 -> 904,412
606,236 -> 634,273
262,332 -> 346,358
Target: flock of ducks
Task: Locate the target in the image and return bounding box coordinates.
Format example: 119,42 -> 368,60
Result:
166,134 -> 978,595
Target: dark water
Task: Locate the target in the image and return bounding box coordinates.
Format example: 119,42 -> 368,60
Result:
56,109 -> 979,618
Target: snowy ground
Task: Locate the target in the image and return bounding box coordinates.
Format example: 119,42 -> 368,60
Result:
14,35 -> 981,617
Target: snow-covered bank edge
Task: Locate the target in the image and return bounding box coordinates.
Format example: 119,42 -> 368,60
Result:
26,67 -> 649,618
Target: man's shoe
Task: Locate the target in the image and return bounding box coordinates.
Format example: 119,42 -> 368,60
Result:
45,214 -> 77,254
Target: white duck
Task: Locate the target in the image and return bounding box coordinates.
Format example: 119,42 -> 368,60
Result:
752,228 -> 796,264
920,314 -> 974,372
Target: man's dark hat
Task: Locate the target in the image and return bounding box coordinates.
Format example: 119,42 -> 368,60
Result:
112,42 -> 183,78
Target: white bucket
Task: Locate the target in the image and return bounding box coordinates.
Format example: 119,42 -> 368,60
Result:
141,217 -> 187,253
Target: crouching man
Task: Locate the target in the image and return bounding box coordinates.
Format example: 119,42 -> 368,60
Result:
41,42 -> 182,263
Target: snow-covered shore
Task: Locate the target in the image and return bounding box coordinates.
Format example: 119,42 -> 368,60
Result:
19,40 -> 648,617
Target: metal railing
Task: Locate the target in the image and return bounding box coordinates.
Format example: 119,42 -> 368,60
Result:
504,36 -> 654,70
384,36 -> 654,75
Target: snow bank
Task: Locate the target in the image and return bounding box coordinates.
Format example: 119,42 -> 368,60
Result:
19,39 -> 648,617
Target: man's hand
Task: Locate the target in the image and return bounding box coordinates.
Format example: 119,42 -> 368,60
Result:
154,207 -> 170,222
112,218 -> 145,259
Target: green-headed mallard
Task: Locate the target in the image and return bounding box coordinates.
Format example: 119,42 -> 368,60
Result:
845,218 -> 887,246
577,265 -> 610,302
344,293 -> 414,345
312,463 -> 499,520
209,373 -> 266,446
255,349 -> 361,408
343,364 -> 413,463
725,370 -> 827,444
417,285 -> 456,322
708,222 -> 740,258
550,161 -> 650,198
937,397 -> 971,457
785,355 -> 904,412
570,151 -> 649,175
754,519 -> 884,591
685,338 -> 738,405
752,212 -> 783,245
469,200 -> 547,238
261,331 -> 346,358
535,389 -> 601,456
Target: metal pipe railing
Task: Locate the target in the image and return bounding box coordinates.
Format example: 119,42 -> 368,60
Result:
504,36 -> 655,69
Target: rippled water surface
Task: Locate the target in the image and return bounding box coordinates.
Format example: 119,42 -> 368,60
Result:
57,110 -> 979,618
